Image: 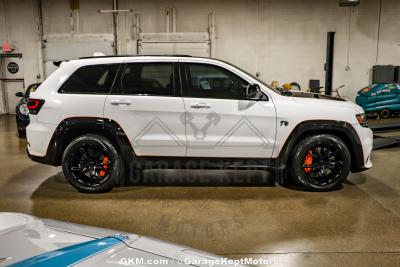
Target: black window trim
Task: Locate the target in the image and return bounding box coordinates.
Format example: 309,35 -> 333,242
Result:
110,62 -> 181,97
180,62 -> 267,101
58,63 -> 122,95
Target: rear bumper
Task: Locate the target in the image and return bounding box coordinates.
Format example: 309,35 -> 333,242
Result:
26,148 -> 58,166
26,118 -> 59,166
26,119 -> 57,157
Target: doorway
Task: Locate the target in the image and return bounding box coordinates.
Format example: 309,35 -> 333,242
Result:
0,54 -> 24,114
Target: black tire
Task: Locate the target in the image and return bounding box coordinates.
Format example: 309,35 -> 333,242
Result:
379,109 -> 391,119
62,134 -> 122,193
17,130 -> 26,138
290,134 -> 351,192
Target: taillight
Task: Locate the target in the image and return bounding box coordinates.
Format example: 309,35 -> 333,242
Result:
27,99 -> 45,115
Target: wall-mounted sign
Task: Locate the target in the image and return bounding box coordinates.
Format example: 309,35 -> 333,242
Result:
7,62 -> 19,74
1,42 -> 13,52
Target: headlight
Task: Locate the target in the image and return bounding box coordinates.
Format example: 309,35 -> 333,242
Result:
356,113 -> 368,127
19,104 -> 29,115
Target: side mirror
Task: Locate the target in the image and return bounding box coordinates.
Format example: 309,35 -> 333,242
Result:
15,92 -> 24,97
245,84 -> 263,100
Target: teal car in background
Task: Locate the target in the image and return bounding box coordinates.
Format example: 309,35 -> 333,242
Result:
356,83 -> 400,118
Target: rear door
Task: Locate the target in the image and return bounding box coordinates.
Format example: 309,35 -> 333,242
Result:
104,60 -> 186,157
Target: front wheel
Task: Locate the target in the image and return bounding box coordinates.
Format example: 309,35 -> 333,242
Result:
62,134 -> 122,193
290,134 -> 351,192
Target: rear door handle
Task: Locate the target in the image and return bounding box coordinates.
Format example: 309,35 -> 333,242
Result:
110,99 -> 131,106
190,103 -> 211,109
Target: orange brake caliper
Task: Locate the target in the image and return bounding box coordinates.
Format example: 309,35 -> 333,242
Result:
99,156 -> 110,177
303,150 -> 313,173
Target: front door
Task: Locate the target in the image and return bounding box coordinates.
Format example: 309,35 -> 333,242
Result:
181,62 -> 276,158
104,61 -> 186,157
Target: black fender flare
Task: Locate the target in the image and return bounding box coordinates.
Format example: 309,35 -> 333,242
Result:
31,117 -> 134,168
276,120 -> 365,172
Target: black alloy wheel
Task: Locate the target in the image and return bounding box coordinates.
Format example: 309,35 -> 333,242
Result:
62,134 -> 122,193
290,134 -> 351,191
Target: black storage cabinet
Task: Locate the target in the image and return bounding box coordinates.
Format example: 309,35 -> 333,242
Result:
372,65 -> 395,84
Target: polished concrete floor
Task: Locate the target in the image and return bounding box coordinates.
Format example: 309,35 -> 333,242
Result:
1,114 -> 400,266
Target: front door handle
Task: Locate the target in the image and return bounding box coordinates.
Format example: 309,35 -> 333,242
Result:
110,99 -> 131,106
190,103 -> 211,109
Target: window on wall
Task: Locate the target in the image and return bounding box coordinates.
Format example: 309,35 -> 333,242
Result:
121,63 -> 175,96
59,64 -> 119,94
184,63 -> 248,100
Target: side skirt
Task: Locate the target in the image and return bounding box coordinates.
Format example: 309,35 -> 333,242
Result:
128,157 -> 284,171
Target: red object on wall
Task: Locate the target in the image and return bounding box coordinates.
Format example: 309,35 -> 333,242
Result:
2,43 -> 12,52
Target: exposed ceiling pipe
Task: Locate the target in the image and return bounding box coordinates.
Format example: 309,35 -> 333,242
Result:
36,0 -> 45,81
375,0 -> 383,64
99,1 -> 133,55
112,0 -> 118,54
134,13 -> 140,54
208,13 -> 216,58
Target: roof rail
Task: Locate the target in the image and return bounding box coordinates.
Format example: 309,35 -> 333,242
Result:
78,54 -> 192,59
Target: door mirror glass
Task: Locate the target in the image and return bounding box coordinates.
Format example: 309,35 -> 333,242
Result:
245,84 -> 263,100
15,92 -> 24,97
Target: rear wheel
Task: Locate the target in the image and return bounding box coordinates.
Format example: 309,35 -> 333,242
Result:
290,134 -> 351,192
62,134 -> 122,193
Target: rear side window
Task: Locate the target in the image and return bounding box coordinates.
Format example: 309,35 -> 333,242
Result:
121,63 -> 175,96
59,64 -> 119,94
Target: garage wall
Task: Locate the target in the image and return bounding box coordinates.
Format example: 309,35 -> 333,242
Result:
1,0 -> 400,107
42,0 -> 113,35
0,0 -> 41,114
117,0 -> 396,100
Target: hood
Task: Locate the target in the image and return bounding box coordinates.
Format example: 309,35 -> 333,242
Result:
0,213 -> 241,267
284,92 -> 365,114
286,91 -> 347,102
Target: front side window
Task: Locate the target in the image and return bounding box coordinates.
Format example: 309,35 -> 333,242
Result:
121,63 -> 175,96
184,63 -> 248,99
59,64 -> 119,94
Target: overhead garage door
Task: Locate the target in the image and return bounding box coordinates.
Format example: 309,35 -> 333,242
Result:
138,32 -> 210,57
42,36 -> 115,78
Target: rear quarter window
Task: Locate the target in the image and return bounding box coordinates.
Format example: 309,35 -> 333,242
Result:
59,64 -> 119,94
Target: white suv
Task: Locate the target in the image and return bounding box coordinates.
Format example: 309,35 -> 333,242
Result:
26,55 -> 373,193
